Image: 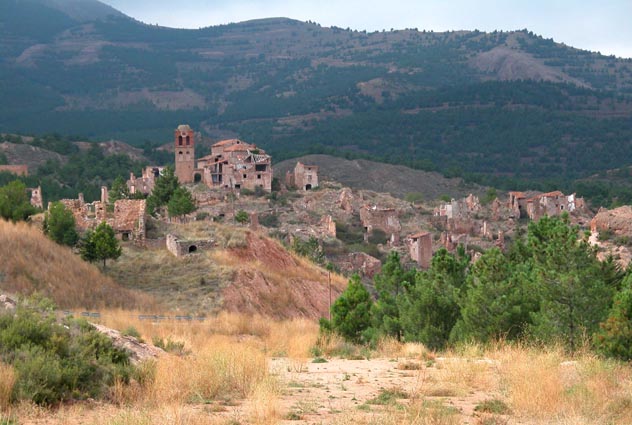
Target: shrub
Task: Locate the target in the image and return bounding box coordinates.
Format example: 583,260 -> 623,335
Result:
235,210 -> 249,224
0,297 -> 132,405
259,213 -> 280,228
368,229 -> 388,245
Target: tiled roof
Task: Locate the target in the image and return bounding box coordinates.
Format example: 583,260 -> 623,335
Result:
409,231 -> 431,239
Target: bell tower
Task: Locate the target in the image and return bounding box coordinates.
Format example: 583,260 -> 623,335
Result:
174,124 -> 195,184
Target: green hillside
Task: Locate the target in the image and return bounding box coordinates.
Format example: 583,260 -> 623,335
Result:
1,0 -> 632,189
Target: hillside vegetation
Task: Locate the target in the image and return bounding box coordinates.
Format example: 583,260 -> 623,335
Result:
1,0 -> 632,188
0,219 -> 154,310
106,221 -> 348,318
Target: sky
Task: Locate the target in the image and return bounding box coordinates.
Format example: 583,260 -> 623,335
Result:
102,0 -> 632,59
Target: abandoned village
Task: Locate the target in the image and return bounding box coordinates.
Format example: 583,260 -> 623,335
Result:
3,123 -> 627,277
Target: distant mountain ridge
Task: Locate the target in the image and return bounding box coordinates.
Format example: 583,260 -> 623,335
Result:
1,0 -> 632,186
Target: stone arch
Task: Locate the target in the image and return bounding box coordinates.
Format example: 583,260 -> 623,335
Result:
188,245 -> 197,253
178,135 -> 183,145
305,184 -> 312,190
194,173 -> 202,183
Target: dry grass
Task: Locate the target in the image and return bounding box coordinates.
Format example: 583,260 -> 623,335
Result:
0,219 -> 155,310
0,362 -> 15,412
490,343 -> 632,424
107,246 -> 230,313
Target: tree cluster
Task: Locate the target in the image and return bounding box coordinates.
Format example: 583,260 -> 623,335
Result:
145,166 -> 196,219
324,214 -> 631,358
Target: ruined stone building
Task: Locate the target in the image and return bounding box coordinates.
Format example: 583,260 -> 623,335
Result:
55,189 -> 146,242
508,191 -> 584,221
360,205 -> 401,245
408,231 -> 432,269
285,162 -> 319,190
196,138 -> 273,192
29,186 -> 43,209
127,166 -> 166,195
0,165 -> 28,176
434,194 -> 481,220
126,125 -> 274,194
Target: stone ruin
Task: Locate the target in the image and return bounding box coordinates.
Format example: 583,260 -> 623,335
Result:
55,189 -> 146,242
285,161 -> 319,191
29,186 -> 43,209
127,166 -> 166,196
407,231 -> 433,269
337,252 -> 382,279
508,190 -> 585,221
360,205 -> 402,245
339,188 -> 354,213
166,233 -> 216,257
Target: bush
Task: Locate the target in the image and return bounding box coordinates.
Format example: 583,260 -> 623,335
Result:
368,229 -> 388,245
235,210 -> 249,224
0,297 -> 132,405
259,213 -> 280,228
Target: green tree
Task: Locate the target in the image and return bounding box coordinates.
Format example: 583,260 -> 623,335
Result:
371,251 -> 414,340
595,274 -> 632,360
451,248 -> 537,343
146,166 -> 178,215
43,202 -> 78,246
0,180 -> 37,221
234,210 -> 249,224
80,222 -> 122,269
167,187 -> 196,218
399,248 -> 468,349
527,214 -> 616,351
327,274 -> 373,344
108,175 -> 130,204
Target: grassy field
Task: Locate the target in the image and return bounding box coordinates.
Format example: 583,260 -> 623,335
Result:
0,220 -> 154,310
2,309 -> 632,425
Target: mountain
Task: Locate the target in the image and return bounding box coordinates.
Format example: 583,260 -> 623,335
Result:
1,1 -> 632,187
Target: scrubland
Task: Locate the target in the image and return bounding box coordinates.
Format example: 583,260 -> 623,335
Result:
2,311 -> 631,425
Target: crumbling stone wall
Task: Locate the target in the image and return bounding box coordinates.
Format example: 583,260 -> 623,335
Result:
408,231 -> 432,269
29,186 -> 43,209
337,252 -> 382,279
360,205 -> 401,245
166,233 -> 216,257
286,162 -> 319,190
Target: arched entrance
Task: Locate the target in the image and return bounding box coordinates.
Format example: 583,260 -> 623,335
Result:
194,173 -> 202,183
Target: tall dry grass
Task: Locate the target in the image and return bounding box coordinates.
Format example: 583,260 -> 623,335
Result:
490,343 -> 632,424
0,362 -> 15,412
0,219 -> 155,310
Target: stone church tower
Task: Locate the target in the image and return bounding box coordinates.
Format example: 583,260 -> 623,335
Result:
174,124 -> 195,184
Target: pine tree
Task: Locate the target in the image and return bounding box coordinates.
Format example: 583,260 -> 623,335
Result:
80,222 -> 122,269
329,274 -> 373,344
108,175 -> 130,204
0,180 -> 37,221
44,202 -> 79,246
146,166 -> 178,214
527,214 -> 615,351
399,248 -> 467,349
596,274 -> 632,360
371,251 -> 415,341
167,187 -> 196,218
451,248 -> 537,343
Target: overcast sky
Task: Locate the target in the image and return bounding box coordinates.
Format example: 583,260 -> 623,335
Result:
102,0 -> 632,58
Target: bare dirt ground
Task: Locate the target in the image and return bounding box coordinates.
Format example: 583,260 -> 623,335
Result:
269,357 -> 500,425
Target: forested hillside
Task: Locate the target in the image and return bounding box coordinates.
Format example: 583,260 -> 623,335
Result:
1,0 -> 632,190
